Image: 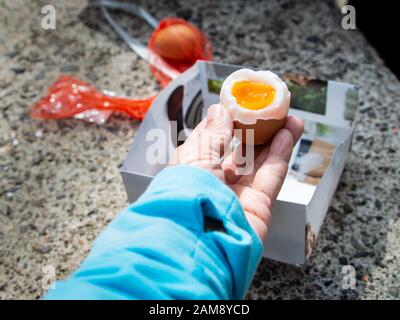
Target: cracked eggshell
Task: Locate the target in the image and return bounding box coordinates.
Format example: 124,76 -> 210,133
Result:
234,118 -> 287,145
220,69 -> 291,145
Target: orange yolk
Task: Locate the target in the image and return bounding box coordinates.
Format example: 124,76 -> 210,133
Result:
231,80 -> 276,110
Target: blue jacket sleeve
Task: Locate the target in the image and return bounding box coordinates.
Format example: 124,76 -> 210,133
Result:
45,165 -> 263,300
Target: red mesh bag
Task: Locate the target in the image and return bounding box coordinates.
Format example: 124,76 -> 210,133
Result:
30,75 -> 155,122
30,17 -> 212,123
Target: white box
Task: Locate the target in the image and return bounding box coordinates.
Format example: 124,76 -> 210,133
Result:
121,61 -> 358,265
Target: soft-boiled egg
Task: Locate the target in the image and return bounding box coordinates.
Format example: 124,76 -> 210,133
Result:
220,69 -> 291,144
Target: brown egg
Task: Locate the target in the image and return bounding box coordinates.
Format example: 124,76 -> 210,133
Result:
234,118 -> 287,145
152,24 -> 198,60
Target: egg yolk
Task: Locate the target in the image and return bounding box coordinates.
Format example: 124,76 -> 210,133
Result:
231,80 -> 276,110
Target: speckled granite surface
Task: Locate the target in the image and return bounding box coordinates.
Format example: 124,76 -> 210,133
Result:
0,0 -> 399,300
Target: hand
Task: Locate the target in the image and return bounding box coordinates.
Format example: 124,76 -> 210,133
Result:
169,104 -> 304,242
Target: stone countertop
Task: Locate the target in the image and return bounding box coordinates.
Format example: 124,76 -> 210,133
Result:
0,0 -> 399,299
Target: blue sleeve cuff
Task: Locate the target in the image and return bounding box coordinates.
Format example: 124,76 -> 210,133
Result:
133,165 -> 263,299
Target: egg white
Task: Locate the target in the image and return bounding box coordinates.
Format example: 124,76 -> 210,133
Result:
220,69 -> 290,125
